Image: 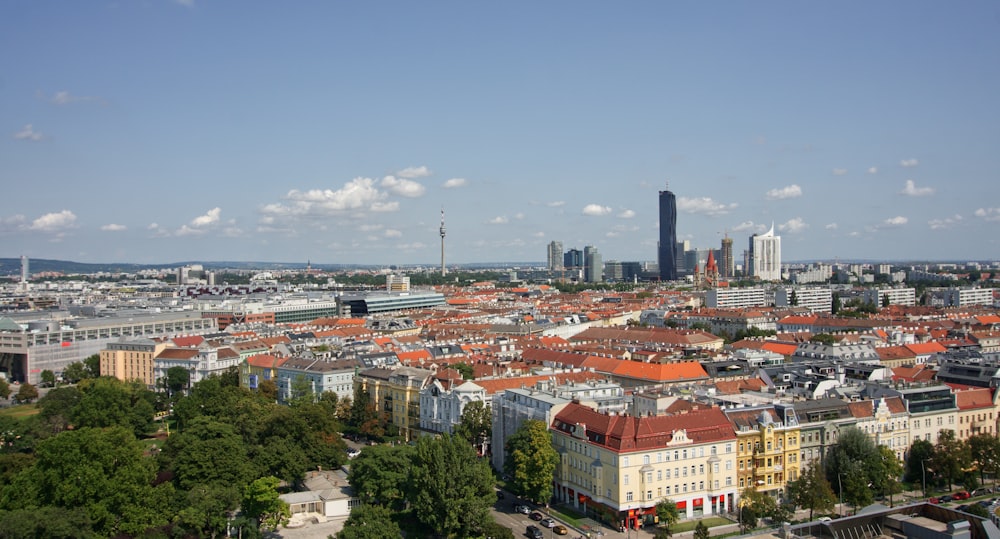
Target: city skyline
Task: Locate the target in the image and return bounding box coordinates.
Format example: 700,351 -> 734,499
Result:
3,2 -> 999,266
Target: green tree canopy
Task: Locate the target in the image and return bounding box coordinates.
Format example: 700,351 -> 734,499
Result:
0,426 -> 173,537
407,434 -> 496,538
61,362 -> 89,384
455,400 -> 492,455
165,365 -> 191,396
693,520 -> 710,539
83,354 -> 101,378
786,460 -> 836,520
71,377 -> 155,438
655,498 -> 680,537
40,370 -> 56,387
505,419 -> 559,505
241,476 -> 290,532
0,378 -> 9,399
162,416 -> 256,492
904,438 -> 935,488
348,444 -> 415,509
931,429 -> 970,491
737,487 -> 778,533
336,504 -> 402,539
14,383 -> 38,404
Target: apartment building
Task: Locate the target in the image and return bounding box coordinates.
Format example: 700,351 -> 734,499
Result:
706,287 -> 767,309
274,357 -> 361,403
724,406 -> 801,499
551,403 -> 738,530
99,337 -> 170,387
848,396 -> 910,461
355,366 -> 434,442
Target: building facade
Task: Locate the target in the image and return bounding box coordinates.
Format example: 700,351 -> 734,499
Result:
658,188 -> 678,282
750,225 -> 782,282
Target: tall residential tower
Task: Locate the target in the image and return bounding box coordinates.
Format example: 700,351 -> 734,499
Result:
749,224 -> 782,281
439,209 -> 446,277
657,185 -> 678,281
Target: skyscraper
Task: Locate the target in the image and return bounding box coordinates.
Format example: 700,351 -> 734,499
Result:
547,241 -> 564,271
750,223 -> 782,281
720,236 -> 734,279
439,209 -> 446,277
584,245 -> 603,283
658,186 -> 678,281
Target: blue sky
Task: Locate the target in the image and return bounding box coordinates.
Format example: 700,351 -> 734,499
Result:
3,1 -> 998,266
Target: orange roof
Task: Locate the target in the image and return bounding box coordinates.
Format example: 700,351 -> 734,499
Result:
905,342 -> 947,355
953,387 -> 995,410
761,342 -> 798,356
397,350 -> 432,362
246,353 -> 288,369
585,359 -> 709,383
172,335 -> 204,348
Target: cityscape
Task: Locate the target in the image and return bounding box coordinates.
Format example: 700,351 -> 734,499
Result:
4,2 -> 1000,539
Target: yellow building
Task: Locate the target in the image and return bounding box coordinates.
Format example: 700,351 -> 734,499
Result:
355,366 -> 434,441
99,338 -> 169,387
551,402 -> 739,531
725,406 -> 801,500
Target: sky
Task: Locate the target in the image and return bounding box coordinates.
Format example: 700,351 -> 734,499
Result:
2,1 -> 999,266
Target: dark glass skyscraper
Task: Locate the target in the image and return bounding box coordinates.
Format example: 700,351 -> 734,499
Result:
658,187 -> 678,281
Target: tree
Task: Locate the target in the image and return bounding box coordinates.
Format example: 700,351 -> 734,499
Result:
174,483 -> 242,539
336,504 -> 402,539
874,445 -> 904,507
14,383 -> 38,404
407,434 -> 496,538
964,503 -> 990,519
455,400 -> 492,455
654,498 -> 680,537
0,426 -> 173,537
83,354 -> 100,378
347,444 -> 414,510
71,377 -> 155,438
825,427 -> 884,512
289,375 -> 314,406
452,362 -> 474,380
163,417 -> 256,492
904,439 -> 935,490
37,386 -> 82,434
789,290 -> 799,306
0,378 -> 9,399
693,520 -> 710,539
786,460 -> 836,520
62,362 -> 88,384
258,378 -> 278,401
0,506 -> 96,538
165,366 -> 190,397
810,334 -> 837,345
40,370 -> 56,388
241,476 -> 290,532
968,434 -> 1000,488
832,293 -> 842,314
738,487 -> 777,533
505,419 -> 560,505
931,430 -> 969,491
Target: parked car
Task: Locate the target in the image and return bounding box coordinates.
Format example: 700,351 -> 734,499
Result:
929,497 -> 940,504
553,524 -> 569,535
971,488 -> 990,497
540,518 -> 556,528
496,490 -> 505,500
514,505 -> 530,514
978,499 -> 994,508
953,491 -> 971,501
526,525 -> 544,539
939,495 -> 955,503
530,511 -> 544,521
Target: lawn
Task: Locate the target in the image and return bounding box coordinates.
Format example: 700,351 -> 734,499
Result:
0,403 -> 39,419
672,516 -> 733,533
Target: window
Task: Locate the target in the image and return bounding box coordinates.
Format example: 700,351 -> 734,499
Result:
657,470 -> 662,481
647,490 -> 653,500
726,443 -> 733,453
644,455 -> 650,465
714,480 -> 719,489
626,491 -> 633,502
711,446 -> 717,455
666,486 -> 671,495
739,460 -> 744,470
683,450 -> 688,459
666,469 -> 671,479
699,481 -> 704,490
699,464 -> 704,475
683,467 -> 688,477
713,463 -> 719,473
767,441 -> 772,451
683,484 -> 688,493
657,487 -> 662,497
726,477 -> 733,486
624,474 -> 629,485
740,478 -> 745,488
623,456 -> 630,467
726,460 -> 733,471
647,472 -> 652,483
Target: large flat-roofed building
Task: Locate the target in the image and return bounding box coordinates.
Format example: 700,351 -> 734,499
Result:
0,312 -> 217,384
706,287 -> 767,309
337,291 -> 446,316
946,287 -> 994,307
775,286 -> 833,313
862,287 -> 916,307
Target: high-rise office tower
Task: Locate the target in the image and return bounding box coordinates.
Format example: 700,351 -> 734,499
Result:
564,248 -> 584,270
750,224 -> 782,281
720,236 -> 734,279
547,241 -> 564,271
584,245 -> 603,283
658,186 -> 678,281
19,255 -> 29,292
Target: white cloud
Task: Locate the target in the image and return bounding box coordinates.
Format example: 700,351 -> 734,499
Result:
175,225 -> 205,236
778,217 -> 808,233
29,210 -> 77,232
13,124 -> 43,141
396,242 -> 427,250
900,158 -> 919,168
397,166 -> 431,179
358,224 -> 383,232
442,178 -> 467,188
677,197 -> 737,216
370,201 -> 399,212
48,90 -> 102,106
882,216 -> 908,227
765,185 -> 803,200
0,214 -> 27,233
731,221 -> 759,232
832,169 -> 847,176
380,176 -> 426,198
100,223 -> 127,232
264,177 -> 391,218
928,215 -> 963,230
384,229 -> 402,238
546,201 -> 566,207
487,216 -> 509,224
900,180 -> 934,197
825,223 -> 839,230
190,207 -> 221,227
221,227 -> 244,238
974,208 -> 1000,222
618,209 -> 636,219
582,204 -> 612,216
867,167 -> 878,174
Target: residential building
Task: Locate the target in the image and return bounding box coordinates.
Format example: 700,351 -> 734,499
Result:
720,236 -> 734,279
848,396 -> 910,460
946,287 -> 993,307
775,287 -> 832,313
355,366 -> 435,442
274,357 -> 361,403
706,287 -> 767,309
725,406 -> 801,499
551,402 -> 738,530
99,337 -> 170,387
491,385 -> 573,473
862,287 -> 916,307
419,379 -> 488,435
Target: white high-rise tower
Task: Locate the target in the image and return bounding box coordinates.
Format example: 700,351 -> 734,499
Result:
750,223 -> 782,281
20,255 -> 29,292
439,209 -> 447,277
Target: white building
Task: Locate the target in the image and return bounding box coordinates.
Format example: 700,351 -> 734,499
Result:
750,225 -> 781,282
775,287 -> 833,313
420,379 -> 489,435
706,287 -> 767,309
945,287 -> 993,307
862,288 -> 916,307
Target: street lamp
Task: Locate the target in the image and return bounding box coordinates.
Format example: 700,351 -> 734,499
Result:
837,473 -> 845,517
